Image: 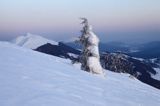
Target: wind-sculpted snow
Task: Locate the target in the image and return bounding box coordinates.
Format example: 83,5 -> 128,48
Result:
0,42 -> 160,106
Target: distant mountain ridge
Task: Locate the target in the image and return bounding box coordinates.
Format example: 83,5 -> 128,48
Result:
100,52 -> 160,89
35,42 -> 80,60
12,33 -> 58,49
65,41 -> 160,59
65,42 -> 131,53
11,33 -> 80,59
128,41 -> 160,59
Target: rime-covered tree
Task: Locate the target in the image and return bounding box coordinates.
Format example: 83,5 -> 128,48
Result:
78,18 -> 103,74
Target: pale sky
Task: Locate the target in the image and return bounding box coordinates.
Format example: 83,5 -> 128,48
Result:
0,0 -> 160,43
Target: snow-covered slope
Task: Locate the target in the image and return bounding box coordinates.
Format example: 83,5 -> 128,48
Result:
12,33 -> 58,49
0,42 -> 160,106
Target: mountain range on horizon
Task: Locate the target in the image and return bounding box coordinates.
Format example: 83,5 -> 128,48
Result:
10,33 -> 160,89
65,40 -> 160,59
11,33 -> 160,59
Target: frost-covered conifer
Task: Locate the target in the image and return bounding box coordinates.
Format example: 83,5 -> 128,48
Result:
78,18 -> 103,74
